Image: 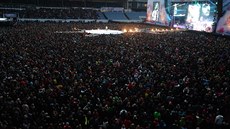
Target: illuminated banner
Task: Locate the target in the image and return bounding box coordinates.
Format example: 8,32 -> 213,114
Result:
146,0 -> 170,26
216,11 -> 230,35
216,0 -> 230,35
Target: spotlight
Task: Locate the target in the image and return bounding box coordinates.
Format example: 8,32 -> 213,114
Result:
123,29 -> 127,32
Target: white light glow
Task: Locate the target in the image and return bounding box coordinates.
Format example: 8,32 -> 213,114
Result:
85,29 -> 123,35
0,18 -> 7,21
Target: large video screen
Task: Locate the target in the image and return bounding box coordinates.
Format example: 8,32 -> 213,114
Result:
188,3 -> 215,32
146,0 -> 170,26
151,2 -> 160,21
173,2 -> 216,32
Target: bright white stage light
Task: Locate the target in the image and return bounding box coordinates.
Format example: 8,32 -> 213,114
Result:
85,29 -> 124,35
0,18 -> 7,21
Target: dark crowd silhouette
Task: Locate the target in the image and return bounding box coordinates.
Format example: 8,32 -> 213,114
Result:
0,22 -> 230,129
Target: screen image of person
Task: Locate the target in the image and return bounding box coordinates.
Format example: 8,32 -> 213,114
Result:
200,4 -> 211,21
224,16 -> 230,26
173,4 -> 178,16
216,11 -> 230,34
186,4 -> 201,23
152,3 -> 159,21
200,3 -> 214,32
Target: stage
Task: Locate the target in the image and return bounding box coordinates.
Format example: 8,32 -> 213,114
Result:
54,27 -> 181,36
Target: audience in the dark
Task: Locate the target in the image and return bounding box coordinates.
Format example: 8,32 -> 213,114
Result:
0,22 -> 230,129
0,8 -> 98,19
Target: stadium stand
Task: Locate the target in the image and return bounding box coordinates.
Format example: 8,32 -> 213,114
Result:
0,7 -> 146,22
104,12 -> 128,20
20,8 -> 98,19
96,11 -> 106,19
125,12 -> 146,20
0,7 -> 99,19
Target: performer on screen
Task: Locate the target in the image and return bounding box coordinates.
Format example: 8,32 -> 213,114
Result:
200,3 -> 211,21
152,3 -> 159,21
224,16 -> 230,26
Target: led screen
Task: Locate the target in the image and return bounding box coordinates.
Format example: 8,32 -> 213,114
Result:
172,2 -> 216,32
146,0 -> 170,26
186,4 -> 201,24
151,2 -> 160,21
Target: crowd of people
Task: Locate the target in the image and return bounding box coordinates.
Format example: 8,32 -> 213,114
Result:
0,8 -> 99,19
0,22 -> 230,129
